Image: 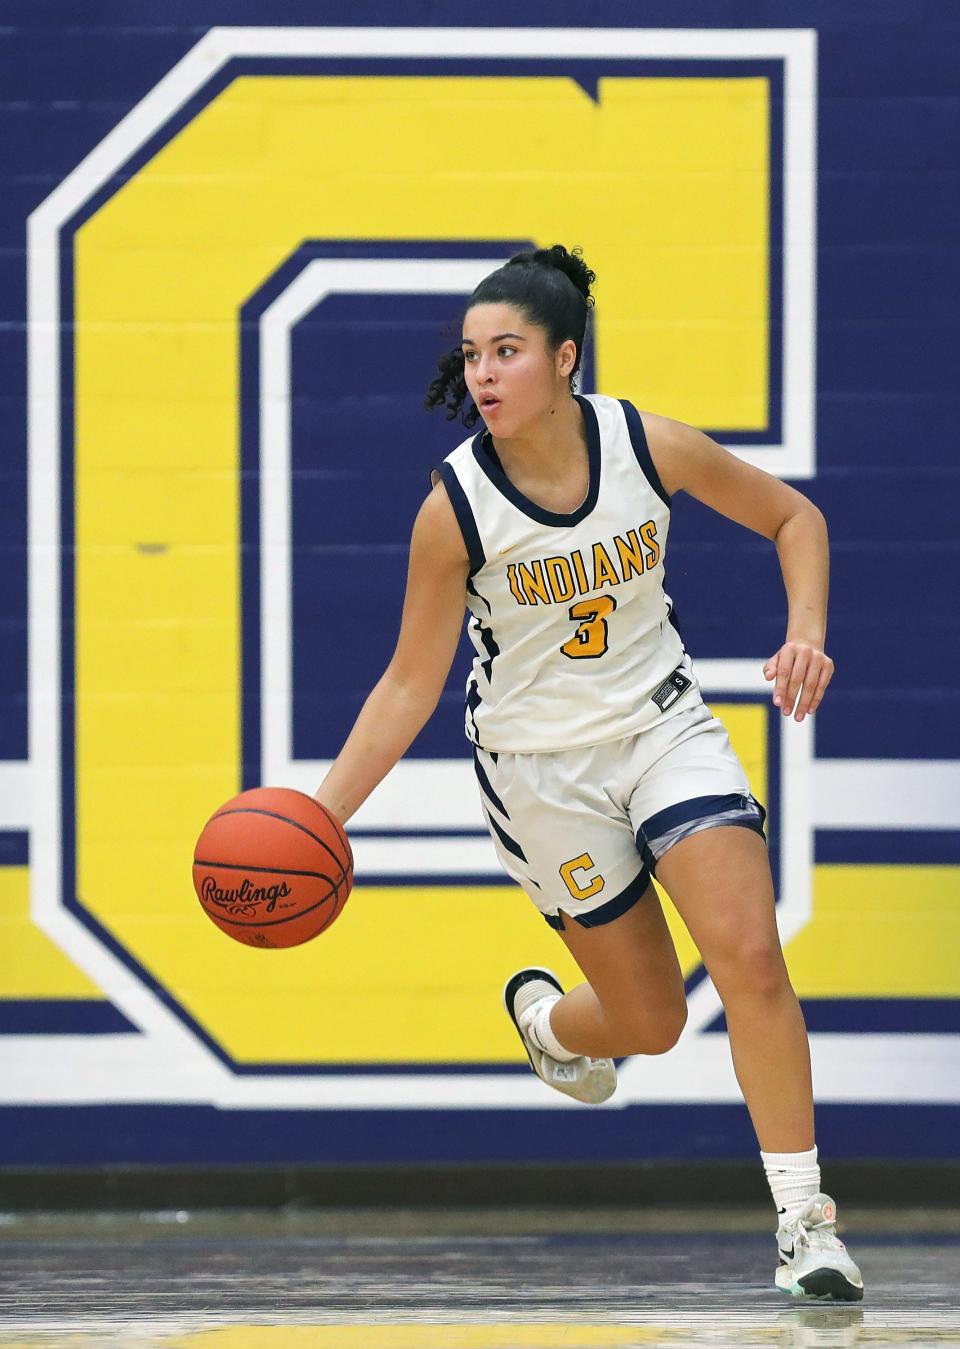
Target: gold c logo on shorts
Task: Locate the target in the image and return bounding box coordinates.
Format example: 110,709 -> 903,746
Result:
559,853 -> 606,901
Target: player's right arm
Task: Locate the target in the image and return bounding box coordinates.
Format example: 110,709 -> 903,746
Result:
312,480 -> 470,824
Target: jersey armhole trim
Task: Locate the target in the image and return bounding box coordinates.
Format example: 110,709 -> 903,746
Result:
619,399 -> 672,509
435,461 -> 485,576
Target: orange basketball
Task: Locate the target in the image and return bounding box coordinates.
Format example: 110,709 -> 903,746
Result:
192,786 -> 353,948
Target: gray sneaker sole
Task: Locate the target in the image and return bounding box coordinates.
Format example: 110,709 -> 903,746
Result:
777,1267 -> 864,1302
502,967 -> 564,1070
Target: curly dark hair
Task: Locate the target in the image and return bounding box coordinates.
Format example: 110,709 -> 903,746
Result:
424,243 -> 596,429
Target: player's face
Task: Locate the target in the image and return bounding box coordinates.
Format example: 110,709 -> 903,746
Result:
461,304 -> 571,435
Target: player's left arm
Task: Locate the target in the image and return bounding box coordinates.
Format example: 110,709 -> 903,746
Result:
641,411 -> 833,724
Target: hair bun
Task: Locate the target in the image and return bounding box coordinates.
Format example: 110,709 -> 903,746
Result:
426,243 -> 595,425
531,243 -> 596,305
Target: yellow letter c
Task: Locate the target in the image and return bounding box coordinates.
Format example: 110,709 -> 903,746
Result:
560,853 -> 606,901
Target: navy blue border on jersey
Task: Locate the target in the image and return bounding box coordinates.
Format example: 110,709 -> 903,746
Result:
435,463 -> 486,575
471,393 -> 603,526
620,398 -> 672,509
54,52 -> 785,1079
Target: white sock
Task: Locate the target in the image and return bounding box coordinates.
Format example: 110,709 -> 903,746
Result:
761,1145 -> 820,1227
526,998 -> 579,1062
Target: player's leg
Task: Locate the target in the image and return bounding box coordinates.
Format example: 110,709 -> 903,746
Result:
477,739 -> 687,1099
623,704 -> 811,1145
652,823 -> 810,1149
626,704 -> 862,1298
501,889 -> 688,1106
545,880 -> 688,1059
651,819 -> 862,1299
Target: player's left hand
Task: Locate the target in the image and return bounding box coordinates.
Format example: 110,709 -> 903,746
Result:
763,641 -> 834,722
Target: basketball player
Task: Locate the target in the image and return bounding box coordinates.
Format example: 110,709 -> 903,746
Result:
313,245 -> 863,1301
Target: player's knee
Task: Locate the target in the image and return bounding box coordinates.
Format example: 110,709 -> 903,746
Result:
644,1002 -> 687,1055
616,999 -> 687,1056
719,937 -> 789,1003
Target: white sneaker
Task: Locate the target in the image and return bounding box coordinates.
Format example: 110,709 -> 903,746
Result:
775,1193 -> 864,1301
502,967 -> 616,1105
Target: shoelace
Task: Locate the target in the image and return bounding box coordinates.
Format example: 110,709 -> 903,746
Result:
792,1217 -> 845,1254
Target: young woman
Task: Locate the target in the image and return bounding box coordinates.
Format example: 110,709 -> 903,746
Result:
313,244 -> 863,1302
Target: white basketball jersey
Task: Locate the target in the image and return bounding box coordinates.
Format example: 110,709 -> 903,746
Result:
432,393 -> 701,753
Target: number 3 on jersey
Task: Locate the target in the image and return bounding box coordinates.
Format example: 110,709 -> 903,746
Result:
561,594 -> 618,659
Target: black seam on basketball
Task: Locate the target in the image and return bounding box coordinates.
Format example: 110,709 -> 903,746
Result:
204,893 -> 339,927
211,807 -> 349,872
194,859 -> 345,883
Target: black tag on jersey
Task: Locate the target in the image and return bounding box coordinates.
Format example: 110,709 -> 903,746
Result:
651,667 -> 692,712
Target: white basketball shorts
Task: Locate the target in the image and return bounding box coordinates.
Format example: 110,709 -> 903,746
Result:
473,701 -> 767,930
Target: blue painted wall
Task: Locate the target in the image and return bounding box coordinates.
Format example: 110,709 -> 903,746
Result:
0,1 -> 957,1165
